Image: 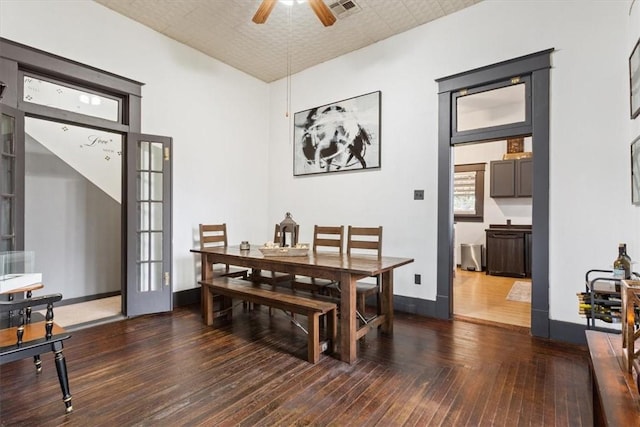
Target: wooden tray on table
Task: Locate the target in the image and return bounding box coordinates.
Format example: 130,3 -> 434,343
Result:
259,246 -> 309,257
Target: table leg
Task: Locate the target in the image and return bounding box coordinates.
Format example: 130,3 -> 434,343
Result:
340,272 -> 357,364
381,270 -> 394,334
203,284 -> 214,326
202,254 -> 213,281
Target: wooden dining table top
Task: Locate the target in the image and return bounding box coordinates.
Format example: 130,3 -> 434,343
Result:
191,245 -> 414,277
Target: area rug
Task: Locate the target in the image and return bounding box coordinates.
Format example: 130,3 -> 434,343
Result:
506,281 -> 531,303
36,295 -> 122,328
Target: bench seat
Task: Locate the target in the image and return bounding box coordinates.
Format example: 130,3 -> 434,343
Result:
199,277 -> 337,363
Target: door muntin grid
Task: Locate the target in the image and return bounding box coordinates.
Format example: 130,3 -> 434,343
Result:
1,113 -> 16,252
136,140 -> 165,292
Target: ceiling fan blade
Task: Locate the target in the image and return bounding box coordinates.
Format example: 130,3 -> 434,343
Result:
308,0 -> 336,27
252,0 -> 278,24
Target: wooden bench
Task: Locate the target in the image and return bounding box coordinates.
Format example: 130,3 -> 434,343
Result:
199,277 -> 337,363
586,330 -> 640,426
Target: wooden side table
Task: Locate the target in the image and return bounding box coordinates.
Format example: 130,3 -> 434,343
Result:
621,279 -> 640,376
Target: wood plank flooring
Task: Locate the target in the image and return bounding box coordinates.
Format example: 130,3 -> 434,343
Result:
0,304 -> 591,426
454,269 -> 531,329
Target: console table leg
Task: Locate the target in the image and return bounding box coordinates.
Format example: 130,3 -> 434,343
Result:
54,348 -> 73,413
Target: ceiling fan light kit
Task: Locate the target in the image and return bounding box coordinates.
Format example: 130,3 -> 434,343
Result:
252,0 -> 336,27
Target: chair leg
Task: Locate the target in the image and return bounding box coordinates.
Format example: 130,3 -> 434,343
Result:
200,285 -> 205,319
33,355 -> 42,373
358,294 -> 366,319
53,348 -> 73,414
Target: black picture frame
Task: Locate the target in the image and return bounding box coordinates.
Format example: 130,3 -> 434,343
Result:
632,135 -> 640,205
293,91 -> 381,176
630,37 -> 640,119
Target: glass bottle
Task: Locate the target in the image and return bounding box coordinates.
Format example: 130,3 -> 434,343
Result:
622,243 -> 633,269
613,243 -> 631,279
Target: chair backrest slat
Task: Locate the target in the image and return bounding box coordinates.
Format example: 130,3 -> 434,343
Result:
347,226 -> 382,257
313,225 -> 344,253
199,223 -> 229,249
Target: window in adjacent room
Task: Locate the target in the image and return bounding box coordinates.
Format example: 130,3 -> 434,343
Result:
454,163 -> 485,222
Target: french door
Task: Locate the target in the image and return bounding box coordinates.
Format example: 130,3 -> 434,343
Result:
126,133 -> 172,316
0,104 -> 24,253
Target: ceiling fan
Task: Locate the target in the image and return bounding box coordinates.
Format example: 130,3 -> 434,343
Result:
252,0 -> 337,27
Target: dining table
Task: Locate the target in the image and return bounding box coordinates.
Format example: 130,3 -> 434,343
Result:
191,245 -> 414,364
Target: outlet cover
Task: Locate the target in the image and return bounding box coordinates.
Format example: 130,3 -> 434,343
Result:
414,274 -> 421,285
414,190 -> 424,200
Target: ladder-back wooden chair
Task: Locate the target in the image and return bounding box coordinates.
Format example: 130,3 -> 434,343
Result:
0,293 -> 73,413
199,223 -> 249,316
199,223 -> 249,279
347,226 -> 383,323
293,225 -> 344,295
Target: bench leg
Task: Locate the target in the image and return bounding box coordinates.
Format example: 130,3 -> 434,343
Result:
53,347 -> 73,413
308,312 -> 320,364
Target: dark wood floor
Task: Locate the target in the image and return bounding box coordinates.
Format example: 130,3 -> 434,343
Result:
1,305 -> 593,426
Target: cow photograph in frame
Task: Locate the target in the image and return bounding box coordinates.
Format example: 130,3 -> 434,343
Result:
293,91 -> 381,176
631,37 -> 640,119
632,135 -> 640,205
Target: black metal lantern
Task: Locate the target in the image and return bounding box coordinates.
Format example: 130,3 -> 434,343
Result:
279,212 -> 298,247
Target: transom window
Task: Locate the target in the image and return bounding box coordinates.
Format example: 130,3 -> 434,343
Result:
22,74 -> 121,122
451,76 -> 531,143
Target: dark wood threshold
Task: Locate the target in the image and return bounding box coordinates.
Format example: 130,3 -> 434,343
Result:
454,313 -> 530,334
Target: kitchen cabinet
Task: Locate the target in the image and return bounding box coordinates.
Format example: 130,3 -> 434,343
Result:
485,225 -> 532,278
490,158 -> 532,198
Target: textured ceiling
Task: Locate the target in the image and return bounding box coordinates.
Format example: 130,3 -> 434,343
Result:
94,0 -> 482,83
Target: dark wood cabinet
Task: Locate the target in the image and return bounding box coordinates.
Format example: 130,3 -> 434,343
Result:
485,226 -> 532,278
490,158 -> 532,198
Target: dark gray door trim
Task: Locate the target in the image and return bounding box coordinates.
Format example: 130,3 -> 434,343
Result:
435,49 -> 553,338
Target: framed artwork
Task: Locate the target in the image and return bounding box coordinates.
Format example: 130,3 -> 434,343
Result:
293,91 -> 381,176
631,37 -> 640,119
507,137 -> 524,153
632,135 -> 640,205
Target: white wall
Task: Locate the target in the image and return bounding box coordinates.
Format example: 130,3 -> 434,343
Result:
267,0 -> 636,325
453,138 -> 533,265
0,0 -> 271,292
